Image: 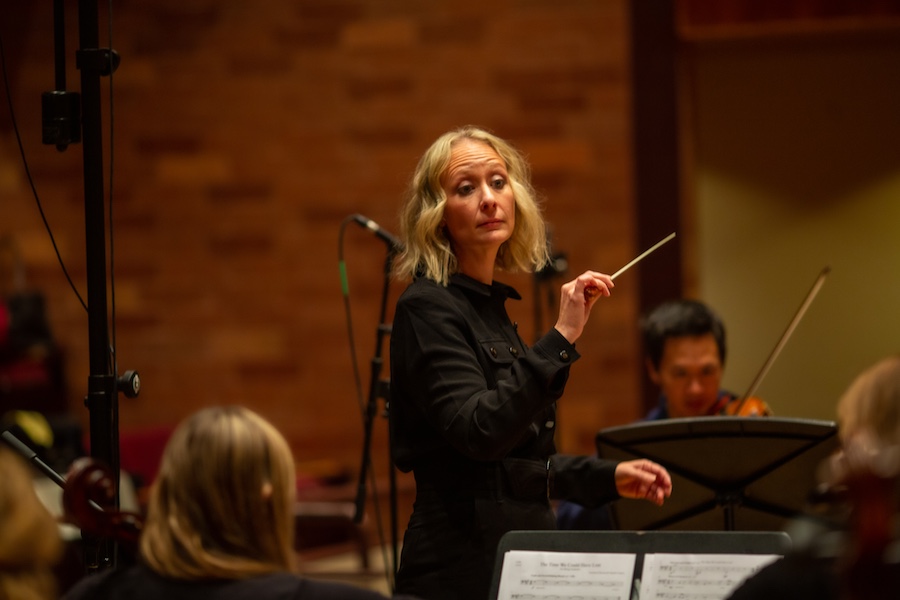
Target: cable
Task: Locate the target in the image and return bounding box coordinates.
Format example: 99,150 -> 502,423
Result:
0,27 -> 87,312
338,216 -> 368,417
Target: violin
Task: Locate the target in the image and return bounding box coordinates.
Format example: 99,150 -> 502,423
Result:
62,457 -> 144,552
721,395 -> 772,417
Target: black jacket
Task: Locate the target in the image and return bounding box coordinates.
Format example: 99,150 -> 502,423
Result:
389,274 -> 620,600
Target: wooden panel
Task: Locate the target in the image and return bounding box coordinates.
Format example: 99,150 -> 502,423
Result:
678,0 -> 900,39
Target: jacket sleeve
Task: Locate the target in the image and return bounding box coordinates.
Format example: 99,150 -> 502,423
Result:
550,453 -> 621,507
392,289 -> 579,462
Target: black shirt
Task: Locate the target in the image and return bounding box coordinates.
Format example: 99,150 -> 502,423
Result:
389,274 -> 620,600
391,273 -> 572,470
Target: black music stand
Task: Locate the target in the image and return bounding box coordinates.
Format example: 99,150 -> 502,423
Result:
489,530 -> 791,600
595,417 -> 839,532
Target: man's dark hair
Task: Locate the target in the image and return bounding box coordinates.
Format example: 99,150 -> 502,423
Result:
641,299 -> 726,370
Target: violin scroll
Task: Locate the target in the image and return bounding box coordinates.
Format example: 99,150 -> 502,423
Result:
62,457 -> 144,549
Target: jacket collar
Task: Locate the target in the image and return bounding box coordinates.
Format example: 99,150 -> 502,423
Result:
449,273 -> 522,300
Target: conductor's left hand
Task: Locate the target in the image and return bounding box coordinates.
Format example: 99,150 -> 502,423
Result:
614,459 -> 672,506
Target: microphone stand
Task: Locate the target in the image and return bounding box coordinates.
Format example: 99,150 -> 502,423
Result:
532,251 -> 568,342
43,0 -> 124,571
352,250 -> 399,583
37,0 -> 145,573
78,0 -> 118,486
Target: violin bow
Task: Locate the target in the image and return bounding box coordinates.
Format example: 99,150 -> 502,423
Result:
734,266 -> 831,412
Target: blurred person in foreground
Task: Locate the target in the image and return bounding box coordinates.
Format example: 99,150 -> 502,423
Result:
727,354 -> 900,600
389,125 -> 672,600
62,406 -> 419,600
0,444 -> 62,600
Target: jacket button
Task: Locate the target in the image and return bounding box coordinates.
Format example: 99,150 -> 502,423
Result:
490,347 -> 498,358
559,350 -> 570,361
509,347 -> 519,357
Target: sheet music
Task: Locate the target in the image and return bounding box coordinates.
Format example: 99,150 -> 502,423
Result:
496,550 -> 637,600
639,553 -> 780,600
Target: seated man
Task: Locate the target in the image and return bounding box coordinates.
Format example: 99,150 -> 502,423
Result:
641,299 -> 770,420
557,299 -> 770,529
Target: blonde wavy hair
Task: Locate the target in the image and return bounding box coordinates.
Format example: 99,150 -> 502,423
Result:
0,447 -> 62,600
837,355 -> 900,450
139,406 -> 296,579
394,126 -> 550,285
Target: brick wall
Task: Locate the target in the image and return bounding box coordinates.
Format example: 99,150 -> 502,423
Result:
1,1 -> 642,497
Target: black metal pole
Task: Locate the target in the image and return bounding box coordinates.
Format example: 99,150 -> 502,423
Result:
76,0 -> 118,570
351,250 -> 398,587
52,0 -> 66,91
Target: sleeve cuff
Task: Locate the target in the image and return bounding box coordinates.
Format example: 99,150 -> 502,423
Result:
534,327 -> 581,366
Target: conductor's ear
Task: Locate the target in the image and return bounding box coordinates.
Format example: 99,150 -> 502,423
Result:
261,481 -> 273,500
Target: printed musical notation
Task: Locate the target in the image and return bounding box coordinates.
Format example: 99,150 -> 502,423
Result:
496,551 -> 636,600
495,550 -> 781,600
639,553 -> 781,600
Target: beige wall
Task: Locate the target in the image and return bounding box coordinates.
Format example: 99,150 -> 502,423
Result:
687,32 -> 900,422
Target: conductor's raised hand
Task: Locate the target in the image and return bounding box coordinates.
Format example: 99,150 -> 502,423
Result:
554,271 -> 614,344
614,459 -> 673,507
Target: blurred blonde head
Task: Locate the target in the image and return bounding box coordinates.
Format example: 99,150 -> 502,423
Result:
826,355 -> 900,487
837,355 -> 900,451
0,446 -> 62,600
395,126 -> 549,285
139,406 -> 296,579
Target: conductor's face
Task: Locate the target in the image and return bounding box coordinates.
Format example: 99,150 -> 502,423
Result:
648,333 -> 723,419
441,139 -> 515,260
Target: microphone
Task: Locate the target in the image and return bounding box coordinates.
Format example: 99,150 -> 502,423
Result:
351,214 -> 403,252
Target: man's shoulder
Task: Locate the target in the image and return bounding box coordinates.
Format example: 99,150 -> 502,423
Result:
644,406 -> 668,421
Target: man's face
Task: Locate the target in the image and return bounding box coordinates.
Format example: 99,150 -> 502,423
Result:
648,333 -> 723,418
